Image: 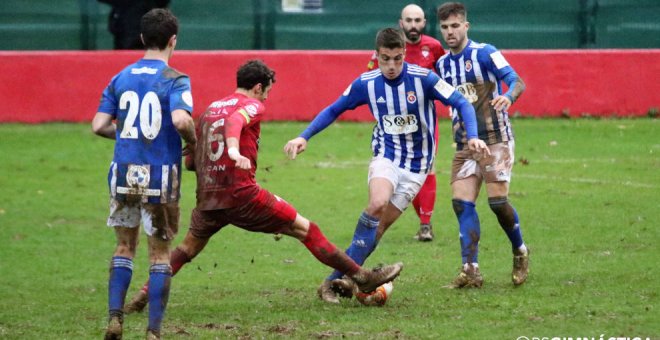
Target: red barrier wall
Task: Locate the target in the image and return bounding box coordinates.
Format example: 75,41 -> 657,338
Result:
0,50 -> 658,123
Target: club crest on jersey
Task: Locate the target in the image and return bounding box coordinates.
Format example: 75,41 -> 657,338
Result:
244,104 -> 258,117
406,91 -> 417,104
126,165 -> 150,188
465,60 -> 473,72
421,46 -> 430,58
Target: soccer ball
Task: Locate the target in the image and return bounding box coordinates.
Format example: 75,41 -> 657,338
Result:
355,281 -> 393,307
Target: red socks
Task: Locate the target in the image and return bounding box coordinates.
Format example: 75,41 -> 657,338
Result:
302,222 -> 359,276
413,173 -> 437,225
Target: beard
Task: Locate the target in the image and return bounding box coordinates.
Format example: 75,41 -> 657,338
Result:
404,28 -> 423,42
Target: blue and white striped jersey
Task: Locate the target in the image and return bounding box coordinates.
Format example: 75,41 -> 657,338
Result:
97,59 -> 193,203
436,40 -> 516,147
301,62 -> 476,174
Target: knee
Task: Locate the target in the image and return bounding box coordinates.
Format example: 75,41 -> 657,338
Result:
488,196 -> 509,215
114,240 -> 137,258
452,199 -> 475,217
366,197 -> 389,217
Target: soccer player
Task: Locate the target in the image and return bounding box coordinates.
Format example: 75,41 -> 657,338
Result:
91,8 -> 196,340
435,2 -> 529,288
123,60 -> 404,311
368,4 -> 446,242
284,28 -> 489,303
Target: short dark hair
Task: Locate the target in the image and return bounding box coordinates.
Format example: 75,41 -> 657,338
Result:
140,8 -> 178,50
437,2 -> 467,21
236,60 -> 276,90
375,28 -> 406,50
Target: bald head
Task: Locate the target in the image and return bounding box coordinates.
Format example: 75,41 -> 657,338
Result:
401,4 -> 425,20
399,4 -> 426,43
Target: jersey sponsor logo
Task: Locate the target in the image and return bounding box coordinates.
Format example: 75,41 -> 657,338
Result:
206,164 -> 226,172
490,51 -> 510,69
181,90 -> 193,107
376,96 -> 386,103
130,66 -> 158,75
406,91 -> 417,104
433,79 -> 455,99
209,98 -> 238,108
343,84 -> 352,96
382,114 -> 419,135
456,83 -> 478,103
465,60 -> 473,72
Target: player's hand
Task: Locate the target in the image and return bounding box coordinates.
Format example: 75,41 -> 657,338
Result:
232,155 -> 252,170
467,138 -> 491,158
182,142 -> 195,156
184,153 -> 195,171
490,95 -> 511,112
283,137 -> 307,160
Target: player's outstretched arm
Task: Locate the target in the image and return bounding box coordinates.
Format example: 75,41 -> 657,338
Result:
284,137 -> 308,160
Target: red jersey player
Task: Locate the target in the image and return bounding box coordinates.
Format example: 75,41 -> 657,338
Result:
368,4 -> 446,242
123,60 -> 403,312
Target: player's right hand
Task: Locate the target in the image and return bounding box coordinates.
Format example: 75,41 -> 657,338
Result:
283,137 -> 307,160
467,138 -> 491,158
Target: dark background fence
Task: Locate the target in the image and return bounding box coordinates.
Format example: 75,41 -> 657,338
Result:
0,0 -> 658,50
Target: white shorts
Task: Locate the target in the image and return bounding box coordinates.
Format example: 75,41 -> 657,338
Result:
368,157 -> 427,211
106,199 -> 179,240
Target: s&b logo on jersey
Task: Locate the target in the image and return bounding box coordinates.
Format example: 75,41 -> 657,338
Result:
406,91 -> 417,104
382,114 -> 418,135
456,83 -> 478,103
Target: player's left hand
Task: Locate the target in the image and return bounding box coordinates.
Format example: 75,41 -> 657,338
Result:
490,95 -> 511,112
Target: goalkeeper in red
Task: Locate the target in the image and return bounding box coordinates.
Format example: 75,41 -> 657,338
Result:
436,2 -> 529,288
124,60 -> 403,313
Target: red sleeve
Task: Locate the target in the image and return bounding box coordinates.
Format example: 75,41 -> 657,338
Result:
225,110 -> 247,140
226,99 -> 265,139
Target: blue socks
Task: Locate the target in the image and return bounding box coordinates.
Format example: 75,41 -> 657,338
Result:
452,199 -> 481,265
504,207 -> 524,250
148,264 -> 172,333
326,211 -> 379,281
108,256 -> 133,316
488,197 -> 525,252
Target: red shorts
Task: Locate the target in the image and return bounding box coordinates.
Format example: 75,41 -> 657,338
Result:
189,187 -> 298,239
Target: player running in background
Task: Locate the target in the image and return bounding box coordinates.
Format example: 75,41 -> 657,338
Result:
435,2 -> 529,288
91,8 -> 196,340
284,28 -> 489,303
367,4 -> 446,242
123,60 -> 403,311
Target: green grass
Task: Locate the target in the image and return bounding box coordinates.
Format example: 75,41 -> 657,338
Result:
0,119 -> 658,339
